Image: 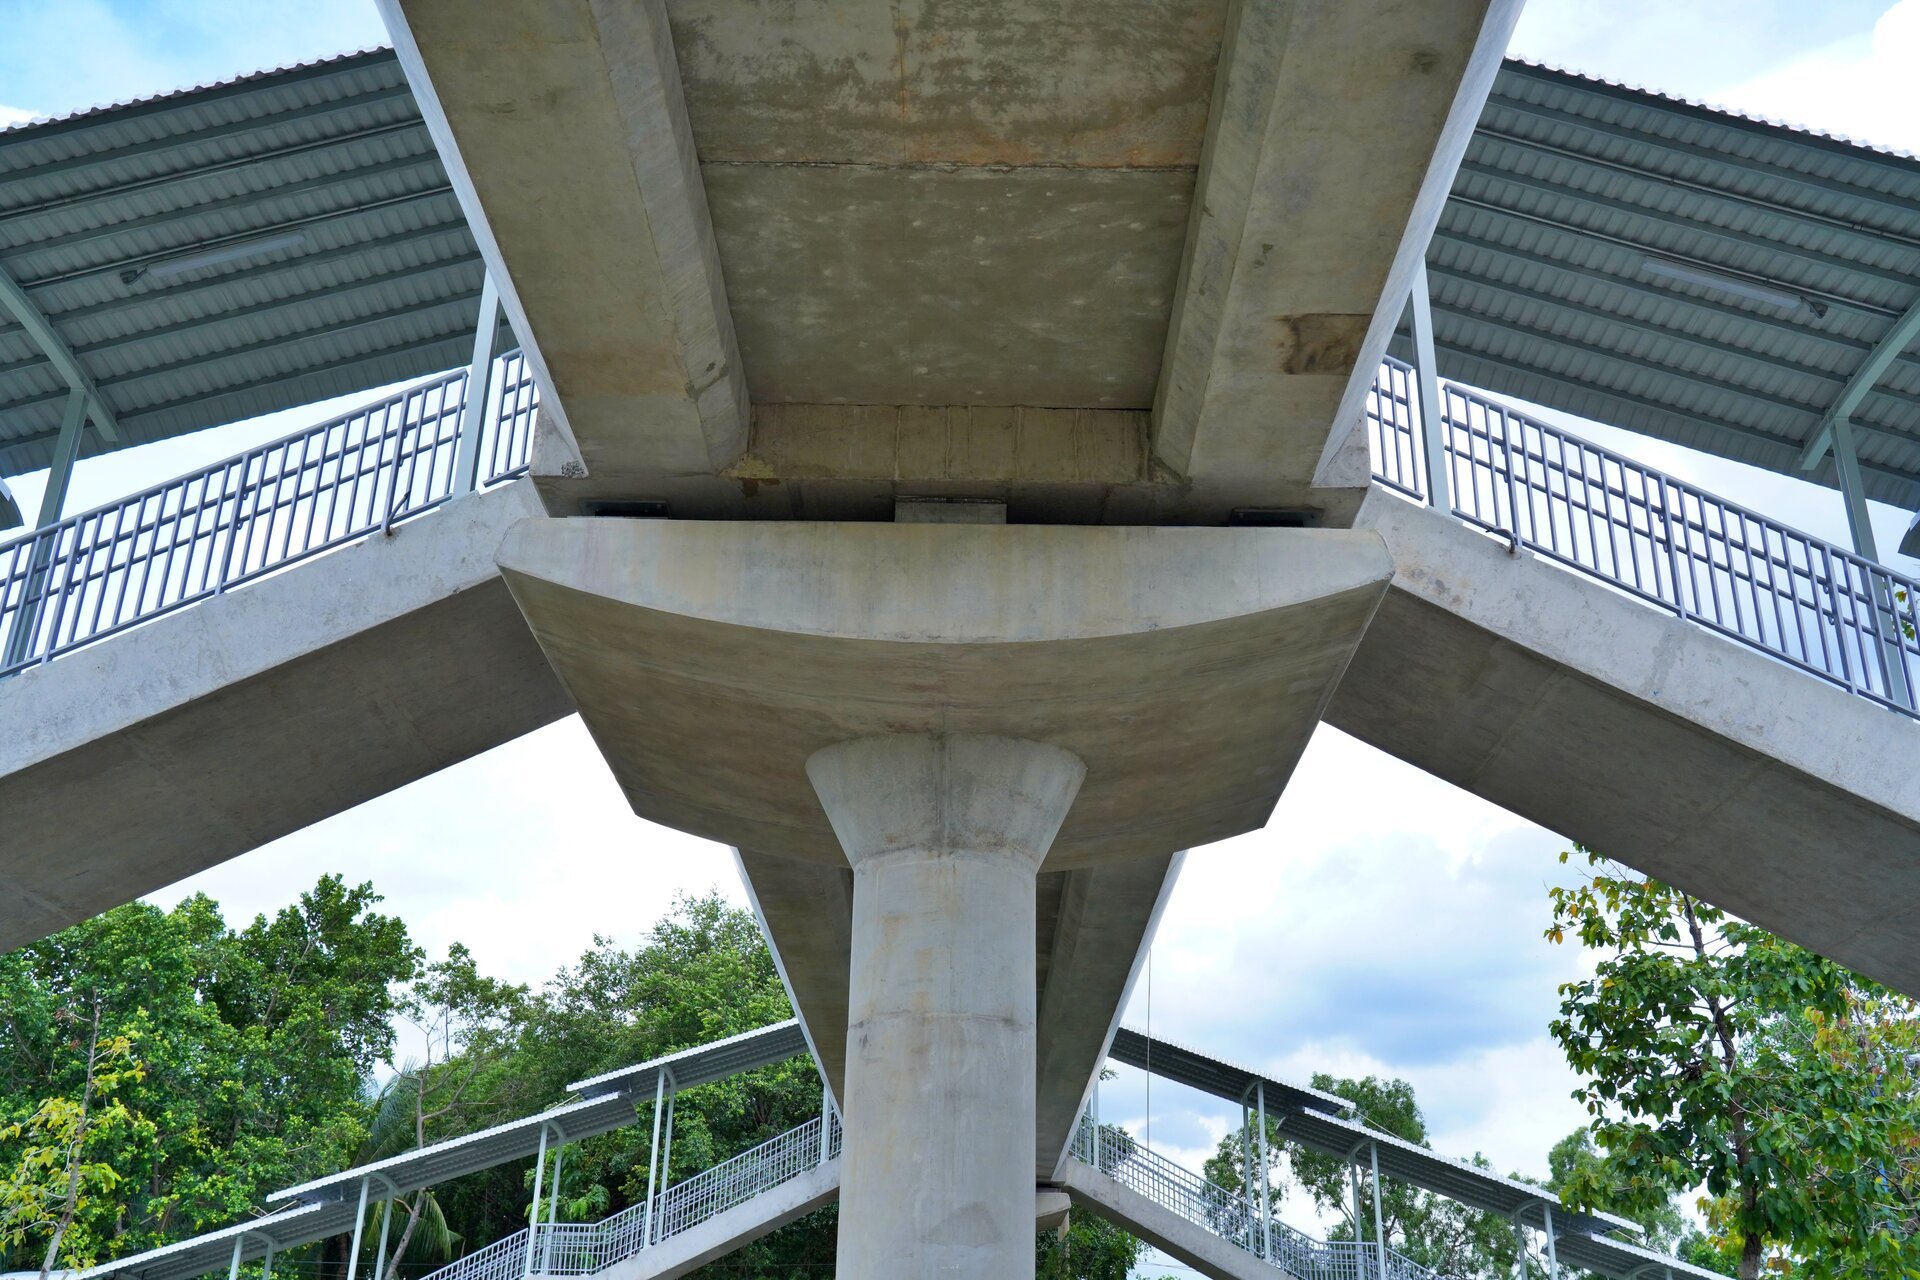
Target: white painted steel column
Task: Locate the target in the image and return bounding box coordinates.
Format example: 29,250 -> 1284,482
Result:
658,1089 -> 677,1223
344,1178 -> 371,1280
1409,261 -> 1448,511
643,1075 -> 666,1247
809,733 -> 1085,1280
1370,1143 -> 1388,1280
262,1241 -> 274,1280
524,1123 -> 548,1278
370,1184 -> 393,1280
227,1235 -> 244,1280
1255,1083 -> 1273,1262
450,274 -> 501,498
1542,1206 -> 1560,1280
541,1141 -> 565,1271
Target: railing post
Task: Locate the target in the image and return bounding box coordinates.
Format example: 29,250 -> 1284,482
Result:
1660,476 -> 1689,620
450,275 -> 502,499
524,1122 -> 548,1279
1408,261 -> 1448,511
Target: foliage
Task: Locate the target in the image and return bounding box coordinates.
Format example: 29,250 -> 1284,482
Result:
1547,845 -> 1920,1279
0,877 -> 419,1272
1035,1209 -> 1142,1280
0,1011 -> 149,1276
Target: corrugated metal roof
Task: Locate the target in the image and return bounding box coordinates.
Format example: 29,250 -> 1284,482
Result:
1417,59 -> 1920,509
0,47 -> 489,476
1112,1029 -> 1637,1246
1106,1026 -> 1354,1117
78,1201 -> 355,1280
568,1019 -> 811,1100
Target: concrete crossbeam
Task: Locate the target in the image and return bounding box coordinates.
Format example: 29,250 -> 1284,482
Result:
0,482 -> 570,950
1331,491 -> 1920,995
1153,0 -> 1521,514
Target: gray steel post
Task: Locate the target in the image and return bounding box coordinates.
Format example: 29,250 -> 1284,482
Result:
820,1079 -> 834,1167
659,1089 -> 677,1213
1091,1081 -> 1102,1171
1542,1205 -> 1560,1280
262,1241 -> 274,1280
1256,1083 -> 1273,1262
1409,260 -> 1448,510
344,1178 -> 370,1280
449,274 -> 501,498
523,1123 -> 549,1279
37,386 -> 86,529
643,1074 -> 666,1247
227,1235 -> 243,1280
1370,1142 -> 1388,1280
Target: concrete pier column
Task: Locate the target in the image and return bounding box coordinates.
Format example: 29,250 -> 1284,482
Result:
807,733 -> 1086,1280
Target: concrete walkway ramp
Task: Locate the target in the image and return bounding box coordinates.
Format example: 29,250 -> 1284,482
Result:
1058,1160 -> 1299,1280
575,1160 -> 840,1280
0,480 -> 570,950
1332,491 -> 1920,995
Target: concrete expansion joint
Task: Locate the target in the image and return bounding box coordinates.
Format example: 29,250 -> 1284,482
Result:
698,158 -> 1197,176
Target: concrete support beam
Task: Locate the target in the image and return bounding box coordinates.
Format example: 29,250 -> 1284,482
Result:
1060,1159 -> 1296,1280
0,482 -> 570,949
379,0 -> 748,498
732,849 -> 854,1105
1035,853 -> 1183,1179
1152,0 -> 1520,516
811,733 -> 1085,1280
1331,491 -> 1920,995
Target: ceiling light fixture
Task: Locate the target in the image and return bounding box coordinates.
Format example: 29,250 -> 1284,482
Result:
1639,256 -> 1805,312
121,232 -> 309,285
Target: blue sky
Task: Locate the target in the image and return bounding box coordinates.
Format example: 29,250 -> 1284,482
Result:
3,0 -> 1917,1258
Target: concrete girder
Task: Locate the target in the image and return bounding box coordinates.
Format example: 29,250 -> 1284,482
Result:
1329,491 -> 1920,997
378,0 -> 749,491
1151,0 -> 1520,515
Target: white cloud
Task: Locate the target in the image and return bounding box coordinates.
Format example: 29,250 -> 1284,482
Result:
1710,0 -> 1920,153
0,105 -> 39,129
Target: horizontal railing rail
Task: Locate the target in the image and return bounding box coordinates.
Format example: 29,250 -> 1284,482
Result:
418,1113 -> 840,1280
0,349 -> 538,677
1067,1116 -> 1456,1280
1366,356 -> 1920,719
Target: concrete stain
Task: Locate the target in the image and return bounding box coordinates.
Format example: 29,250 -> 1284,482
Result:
1271,313 -> 1369,376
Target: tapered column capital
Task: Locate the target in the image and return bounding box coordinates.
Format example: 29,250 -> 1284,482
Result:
806,733 -> 1085,870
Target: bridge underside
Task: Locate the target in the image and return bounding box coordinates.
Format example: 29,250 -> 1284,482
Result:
381,0 -> 1518,524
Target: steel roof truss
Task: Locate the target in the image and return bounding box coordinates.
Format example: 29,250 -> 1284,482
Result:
0,258 -> 116,444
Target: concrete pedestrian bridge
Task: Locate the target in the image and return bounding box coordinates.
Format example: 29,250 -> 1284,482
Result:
2,4 -> 1918,1277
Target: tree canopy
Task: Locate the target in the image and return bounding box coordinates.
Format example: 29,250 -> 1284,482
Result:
1547,845 -> 1920,1279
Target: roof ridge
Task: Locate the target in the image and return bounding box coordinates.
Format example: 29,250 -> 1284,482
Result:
0,45 -> 398,140
1501,55 -> 1920,165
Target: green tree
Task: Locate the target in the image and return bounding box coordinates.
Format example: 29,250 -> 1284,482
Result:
1547,845 -> 1920,1279
0,877 -> 419,1269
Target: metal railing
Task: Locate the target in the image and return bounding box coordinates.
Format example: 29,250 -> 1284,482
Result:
1067,1116 -> 1455,1280
1366,356 -> 1920,719
0,349 -> 539,676
418,1113 -> 840,1280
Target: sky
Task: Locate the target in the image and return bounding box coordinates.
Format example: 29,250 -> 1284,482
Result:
3,0 -> 1918,1262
